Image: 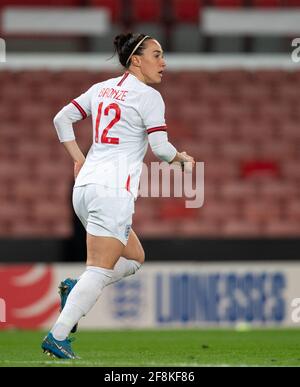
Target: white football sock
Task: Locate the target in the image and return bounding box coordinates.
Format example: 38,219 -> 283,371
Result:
51,266 -> 113,341
106,257 -> 141,286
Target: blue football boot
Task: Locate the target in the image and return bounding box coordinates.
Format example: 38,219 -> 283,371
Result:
59,278 -> 78,333
42,333 -> 77,359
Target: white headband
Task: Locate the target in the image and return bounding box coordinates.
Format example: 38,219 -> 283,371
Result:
126,35 -> 150,66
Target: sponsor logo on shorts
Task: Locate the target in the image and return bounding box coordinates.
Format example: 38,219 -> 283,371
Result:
125,225 -> 131,240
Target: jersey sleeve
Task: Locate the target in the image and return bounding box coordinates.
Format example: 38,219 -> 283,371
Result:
140,89 -> 167,135
71,84 -> 96,119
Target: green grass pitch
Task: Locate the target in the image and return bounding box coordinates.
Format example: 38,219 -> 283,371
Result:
0,329 -> 300,367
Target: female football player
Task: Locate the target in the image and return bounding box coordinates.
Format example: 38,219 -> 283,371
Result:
42,33 -> 195,359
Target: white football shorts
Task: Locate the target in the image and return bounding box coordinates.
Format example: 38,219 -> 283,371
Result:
72,184 -> 135,246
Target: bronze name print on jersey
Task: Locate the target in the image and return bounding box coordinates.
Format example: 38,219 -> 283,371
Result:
98,88 -> 128,102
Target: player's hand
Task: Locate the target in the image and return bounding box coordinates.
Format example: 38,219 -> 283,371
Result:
74,160 -> 84,180
170,151 -> 195,172
181,151 -> 195,163
179,151 -> 195,173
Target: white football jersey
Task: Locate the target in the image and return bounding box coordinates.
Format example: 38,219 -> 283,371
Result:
72,72 -> 167,198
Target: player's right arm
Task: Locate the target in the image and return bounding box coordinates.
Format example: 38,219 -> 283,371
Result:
53,85 -> 95,179
61,141 -> 85,179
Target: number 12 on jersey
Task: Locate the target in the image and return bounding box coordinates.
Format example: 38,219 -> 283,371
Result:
95,102 -> 121,144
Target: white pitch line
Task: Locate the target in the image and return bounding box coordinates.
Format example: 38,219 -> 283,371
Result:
0,360 -> 287,367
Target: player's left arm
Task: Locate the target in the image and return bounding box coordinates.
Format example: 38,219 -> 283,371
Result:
148,131 -> 195,171
141,89 -> 195,171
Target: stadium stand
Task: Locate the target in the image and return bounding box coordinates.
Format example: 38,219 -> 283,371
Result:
0,0 -> 294,53
0,0 -> 298,240
0,68 -> 299,238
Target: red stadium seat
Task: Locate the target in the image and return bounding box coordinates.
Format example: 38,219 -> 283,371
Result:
197,122 -> 234,141
210,0 -> 244,7
286,200 -> 300,222
261,142 -> 294,159
158,200 -> 198,220
265,222 -> 300,237
222,221 -> 260,237
177,140 -> 216,159
200,198 -> 241,221
213,69 -> 251,85
0,0 -> 81,6
282,0 -> 300,5
132,0 -> 163,22
252,0 -> 282,6
177,220 -> 221,236
0,203 -> 27,224
205,160 -> 238,182
253,70 -> 287,84
134,220 -> 177,237
222,143 -> 258,160
221,182 -> 257,200
241,160 -> 280,179
134,201 -> 159,224
232,124 -> 275,142
259,182 -> 297,200
171,0 -> 201,23
243,200 -> 281,223
282,160 -> 300,182
11,221 -> 71,238
1,68 -> 299,238
34,201 -> 71,220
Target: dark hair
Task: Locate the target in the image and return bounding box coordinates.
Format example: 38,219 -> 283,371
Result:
114,33 -> 152,68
